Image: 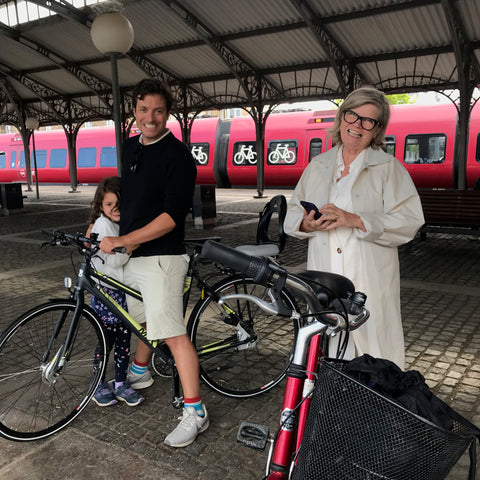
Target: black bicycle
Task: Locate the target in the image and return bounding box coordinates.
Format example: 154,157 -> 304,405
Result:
0,229 -> 298,441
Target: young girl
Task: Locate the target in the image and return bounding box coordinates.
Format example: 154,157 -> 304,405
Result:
89,176 -> 143,407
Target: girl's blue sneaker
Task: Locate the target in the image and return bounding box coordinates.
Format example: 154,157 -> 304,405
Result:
112,382 -> 144,407
93,382 -> 117,407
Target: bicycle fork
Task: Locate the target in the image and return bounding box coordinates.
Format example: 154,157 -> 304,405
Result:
41,300 -> 84,386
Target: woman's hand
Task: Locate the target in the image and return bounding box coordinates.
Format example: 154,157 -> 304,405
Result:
300,210 -> 328,232
300,203 -> 366,232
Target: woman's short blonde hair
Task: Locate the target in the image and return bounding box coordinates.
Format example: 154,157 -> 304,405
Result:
328,86 -> 390,149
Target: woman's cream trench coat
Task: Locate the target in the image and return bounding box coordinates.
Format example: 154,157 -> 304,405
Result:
284,146 -> 425,369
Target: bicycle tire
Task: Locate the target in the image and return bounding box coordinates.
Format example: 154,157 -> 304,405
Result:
187,275 -> 299,398
0,300 -> 107,441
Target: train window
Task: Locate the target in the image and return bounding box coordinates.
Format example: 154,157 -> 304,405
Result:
0,151 -> 5,169
50,149 -> 67,168
19,150 -> 46,168
36,150 -> 47,168
10,151 -> 16,168
78,147 -> 96,168
404,134 -> 446,164
232,141 -> 257,165
191,143 -> 209,166
382,136 -> 396,156
267,140 -> 298,165
100,146 -> 117,167
309,139 -> 322,162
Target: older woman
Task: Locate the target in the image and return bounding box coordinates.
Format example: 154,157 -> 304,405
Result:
284,86 -> 424,369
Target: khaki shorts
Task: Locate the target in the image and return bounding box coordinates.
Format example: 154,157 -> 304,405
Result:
124,254 -> 189,340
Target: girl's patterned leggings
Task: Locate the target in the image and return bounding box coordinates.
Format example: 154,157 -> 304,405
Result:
92,287 -> 131,383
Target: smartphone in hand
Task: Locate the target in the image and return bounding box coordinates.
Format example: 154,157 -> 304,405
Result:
300,200 -> 323,220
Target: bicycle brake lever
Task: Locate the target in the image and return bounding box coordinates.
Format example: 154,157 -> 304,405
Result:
92,253 -> 105,264
219,289 -> 292,317
348,308 -> 370,330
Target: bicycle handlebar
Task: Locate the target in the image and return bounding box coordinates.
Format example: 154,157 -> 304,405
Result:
41,229 -> 127,254
201,239 -> 274,284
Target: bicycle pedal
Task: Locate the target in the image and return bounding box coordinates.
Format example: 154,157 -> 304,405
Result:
237,421 -> 269,451
171,396 -> 184,409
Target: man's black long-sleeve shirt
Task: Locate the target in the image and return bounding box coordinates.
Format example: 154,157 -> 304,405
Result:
120,132 -> 197,257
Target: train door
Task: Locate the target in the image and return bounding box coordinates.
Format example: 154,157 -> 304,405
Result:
16,150 -> 34,183
467,108 -> 480,188
10,150 -> 19,182
304,129 -> 330,165
8,136 -> 24,182
18,149 -> 45,183
2,141 -> 19,182
17,150 -> 29,182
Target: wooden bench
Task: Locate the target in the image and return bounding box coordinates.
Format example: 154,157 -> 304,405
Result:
417,188 -> 480,238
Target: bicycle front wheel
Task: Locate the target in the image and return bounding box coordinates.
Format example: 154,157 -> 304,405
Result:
188,276 -> 299,398
0,301 -> 107,441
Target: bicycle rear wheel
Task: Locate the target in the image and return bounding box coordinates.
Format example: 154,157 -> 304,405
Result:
187,275 -> 299,398
0,300 -> 107,441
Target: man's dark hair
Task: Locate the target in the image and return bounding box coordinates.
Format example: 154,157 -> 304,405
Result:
132,78 -> 174,112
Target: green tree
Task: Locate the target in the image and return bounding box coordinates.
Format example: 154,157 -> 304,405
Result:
334,92 -> 415,106
387,93 -> 415,105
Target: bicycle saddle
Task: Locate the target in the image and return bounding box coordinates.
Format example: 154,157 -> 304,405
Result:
235,243 -> 280,257
295,270 -> 355,306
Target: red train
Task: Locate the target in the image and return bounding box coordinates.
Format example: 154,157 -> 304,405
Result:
1,103 -> 479,188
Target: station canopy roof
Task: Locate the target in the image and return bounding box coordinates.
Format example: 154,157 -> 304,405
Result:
0,0 -> 479,128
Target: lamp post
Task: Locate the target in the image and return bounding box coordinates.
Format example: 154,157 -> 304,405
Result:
25,116 -> 40,200
91,12 -> 134,176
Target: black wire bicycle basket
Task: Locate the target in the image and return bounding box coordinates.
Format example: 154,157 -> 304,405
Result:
292,358 -> 480,480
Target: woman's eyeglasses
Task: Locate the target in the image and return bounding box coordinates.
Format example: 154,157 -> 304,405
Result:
343,109 -> 380,131
130,144 -> 144,173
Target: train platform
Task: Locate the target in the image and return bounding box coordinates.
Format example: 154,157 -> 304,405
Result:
0,185 -> 479,480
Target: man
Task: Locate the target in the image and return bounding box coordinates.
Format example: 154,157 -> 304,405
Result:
100,78 -> 207,447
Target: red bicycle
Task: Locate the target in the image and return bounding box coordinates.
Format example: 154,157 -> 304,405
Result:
201,240 -> 369,479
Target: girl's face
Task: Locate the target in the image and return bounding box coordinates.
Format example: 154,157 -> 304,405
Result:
101,191 -> 120,223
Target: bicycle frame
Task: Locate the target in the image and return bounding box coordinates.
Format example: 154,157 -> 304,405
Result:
59,256 -> 183,404
266,324 -> 326,479
55,239 -> 262,405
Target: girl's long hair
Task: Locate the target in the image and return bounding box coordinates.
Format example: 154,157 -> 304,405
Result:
88,176 -> 121,225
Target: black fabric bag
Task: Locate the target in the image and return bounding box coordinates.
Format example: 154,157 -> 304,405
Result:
292,356 -> 480,480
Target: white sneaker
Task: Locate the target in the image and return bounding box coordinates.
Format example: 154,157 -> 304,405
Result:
126,367 -> 154,389
164,406 -> 209,448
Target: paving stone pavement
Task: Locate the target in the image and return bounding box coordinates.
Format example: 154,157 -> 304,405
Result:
0,185 -> 479,479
